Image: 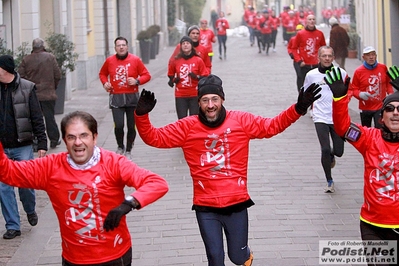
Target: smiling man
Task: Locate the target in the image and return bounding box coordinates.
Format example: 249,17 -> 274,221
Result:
326,65 -> 399,265
134,74 -> 322,266
303,46 -> 348,193
0,111 -> 168,265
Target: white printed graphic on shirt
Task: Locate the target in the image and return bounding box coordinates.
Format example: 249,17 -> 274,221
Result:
366,73 -> 382,101
179,63 -> 195,87
369,152 -> 399,201
113,63 -> 130,88
200,128 -> 232,177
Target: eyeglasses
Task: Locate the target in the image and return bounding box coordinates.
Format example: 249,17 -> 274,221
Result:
383,104 -> 399,112
200,96 -> 221,104
65,133 -> 92,142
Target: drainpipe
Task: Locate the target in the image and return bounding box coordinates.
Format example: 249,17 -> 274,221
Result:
103,0 -> 110,58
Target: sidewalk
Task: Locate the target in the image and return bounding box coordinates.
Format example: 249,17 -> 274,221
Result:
4,26 -> 367,266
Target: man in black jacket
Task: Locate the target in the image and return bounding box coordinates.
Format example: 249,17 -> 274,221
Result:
0,55 -> 47,239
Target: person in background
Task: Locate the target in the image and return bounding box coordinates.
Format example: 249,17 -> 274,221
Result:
282,10 -> 298,45
303,46 -> 347,193
134,74 -> 321,266
292,14 -> 327,89
243,6 -> 257,47
328,17 -> 349,70
169,25 -> 212,73
270,9 -> 280,53
168,36 -> 209,119
287,24 -> 305,92
215,11 -> 230,60
258,10 -> 275,56
325,65 -> 399,265
19,37 -> 62,149
0,110 -> 168,265
199,19 -> 217,63
99,36 -> 151,160
0,55 -> 47,239
349,46 -> 393,128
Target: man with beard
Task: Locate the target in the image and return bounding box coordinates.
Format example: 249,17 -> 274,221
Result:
133,74 -> 321,266
99,36 -> 151,160
169,25 -> 212,73
303,46 -> 348,193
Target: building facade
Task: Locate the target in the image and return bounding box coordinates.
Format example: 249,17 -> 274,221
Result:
0,0 -> 167,101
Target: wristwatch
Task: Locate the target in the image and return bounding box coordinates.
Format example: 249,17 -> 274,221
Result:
124,195 -> 140,209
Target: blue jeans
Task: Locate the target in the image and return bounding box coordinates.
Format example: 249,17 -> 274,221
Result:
195,209 -> 250,266
0,145 -> 36,230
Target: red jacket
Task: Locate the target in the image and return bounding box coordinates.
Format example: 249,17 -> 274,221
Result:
135,105 -> 301,208
168,55 -> 209,97
292,28 -> 326,66
0,146 -> 168,264
350,63 -> 393,111
99,53 -> 151,94
333,96 -> 399,228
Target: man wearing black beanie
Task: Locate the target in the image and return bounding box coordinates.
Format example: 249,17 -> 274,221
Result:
0,54 -> 47,239
326,65 -> 399,262
134,74 -> 322,266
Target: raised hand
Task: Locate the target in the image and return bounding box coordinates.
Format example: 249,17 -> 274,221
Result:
324,66 -> 349,98
295,83 -> 322,115
135,89 -> 157,116
387,65 -> 399,91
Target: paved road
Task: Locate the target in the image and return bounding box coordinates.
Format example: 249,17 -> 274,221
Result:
1,25 -> 367,266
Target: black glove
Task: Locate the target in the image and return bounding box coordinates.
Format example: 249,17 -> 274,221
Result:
103,202 -> 132,231
168,79 -> 174,88
174,77 -> 180,84
387,65 -> 399,91
289,53 -> 294,60
136,89 -> 157,116
295,83 -> 322,115
324,66 -> 350,98
189,72 -> 200,80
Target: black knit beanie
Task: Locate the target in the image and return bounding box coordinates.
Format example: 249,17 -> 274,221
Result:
180,36 -> 193,46
198,74 -> 225,100
0,55 -> 15,74
382,91 -> 399,114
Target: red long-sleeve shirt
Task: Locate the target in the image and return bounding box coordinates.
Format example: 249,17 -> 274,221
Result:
135,105 -> 301,208
333,96 -> 399,228
168,55 -> 209,97
350,63 -> 393,111
292,28 -> 326,66
99,53 -> 151,94
0,146 -> 168,264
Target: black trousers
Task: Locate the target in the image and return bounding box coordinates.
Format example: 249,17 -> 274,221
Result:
40,100 -> 60,145
360,221 -> 399,266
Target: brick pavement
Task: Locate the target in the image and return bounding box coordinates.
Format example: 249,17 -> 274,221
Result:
2,26 -> 368,266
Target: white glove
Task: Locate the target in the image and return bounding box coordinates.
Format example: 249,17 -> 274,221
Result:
359,92 -> 371,101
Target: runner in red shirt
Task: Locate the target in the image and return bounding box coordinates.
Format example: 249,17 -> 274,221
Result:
134,75 -> 322,266
0,111 -> 168,265
199,19 -> 216,62
215,11 -> 230,60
